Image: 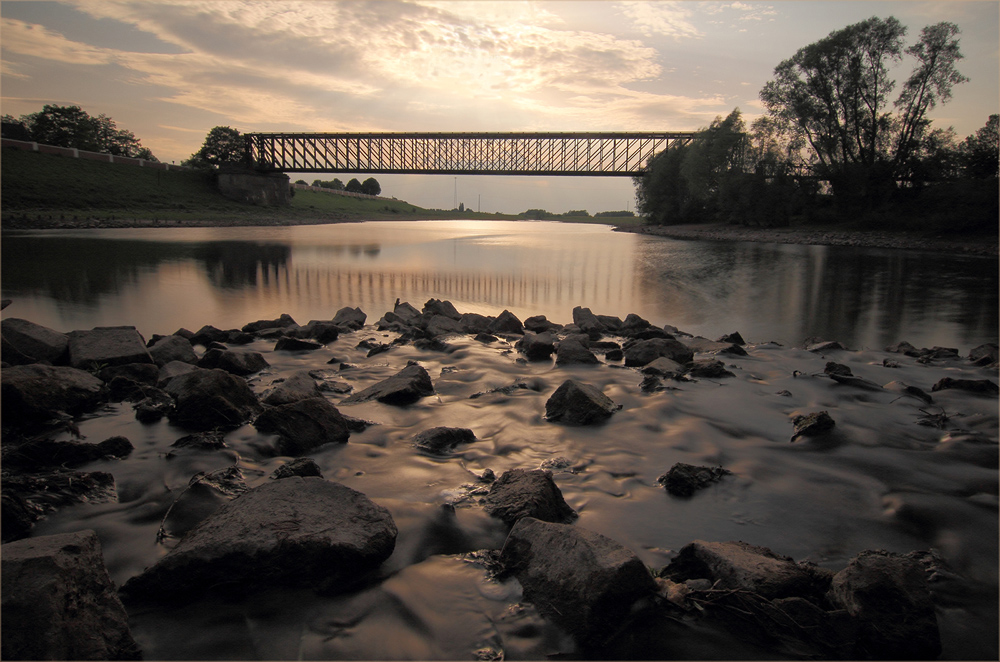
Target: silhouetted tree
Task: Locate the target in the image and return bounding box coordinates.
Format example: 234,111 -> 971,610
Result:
960,114 -> 999,179
345,178 -> 364,193
7,105 -> 157,160
184,126 -> 245,169
361,177 -> 381,196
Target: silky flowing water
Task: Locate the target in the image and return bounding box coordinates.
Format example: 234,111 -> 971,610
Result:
2,221 -> 998,660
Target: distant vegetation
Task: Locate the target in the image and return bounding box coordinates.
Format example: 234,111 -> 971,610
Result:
634,16 -> 998,234
2,104 -> 156,161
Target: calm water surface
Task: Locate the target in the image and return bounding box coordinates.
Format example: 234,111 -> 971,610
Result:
2,220 -> 996,350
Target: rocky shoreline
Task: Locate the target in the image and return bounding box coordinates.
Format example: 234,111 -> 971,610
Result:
616,222 -> 999,257
2,299 -> 997,660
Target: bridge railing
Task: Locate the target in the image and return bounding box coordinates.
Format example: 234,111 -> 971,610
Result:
244,132 -> 696,176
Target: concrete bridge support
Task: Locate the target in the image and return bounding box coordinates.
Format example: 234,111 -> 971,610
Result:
217,165 -> 291,206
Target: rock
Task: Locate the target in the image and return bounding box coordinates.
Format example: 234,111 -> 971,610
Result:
458,312 -> 493,334
1,470 -> 118,525
98,362 -> 159,388
523,314 -> 561,333
332,306 -> 367,330
687,359 -> 735,378
133,389 -> 175,423
482,469 -> 576,526
5,436 -> 133,469
620,313 -> 652,336
545,379 -> 619,425
170,430 -> 227,452
716,331 -> 746,345
274,337 -> 322,352
657,463 -> 732,497
157,360 -> 198,386
924,346 -> 960,360
488,309 -> 524,335
425,314 -> 464,337
120,477 -> 397,600
67,326 -> 153,370
629,326 -> 674,340
886,340 -> 921,356
422,298 -> 462,320
254,397 -> 350,456
1,364 -> 106,427
499,517 -> 655,647
555,336 -> 600,365
1,334 -> 37,366
163,368 -> 262,431
883,381 -> 934,405
474,332 -> 498,344
299,321 -> 340,344
791,411 -> 836,441
241,313 -> 297,334
572,306 -> 607,339
226,330 -> 256,344
147,335 -> 198,366
829,373 -> 884,391
270,457 -> 323,479
197,348 -> 269,376
341,363 -> 434,406
263,371 -> 322,405
156,466 -> 249,541
1,530 -> 141,660
605,348 -> 624,361
596,314 -> 623,332
0,318 -> 69,364
807,340 -> 847,352
662,540 -> 832,602
969,342 -> 999,367
931,377 -> 999,396
1,491 -> 35,542
623,337 -> 694,367
392,300 -> 422,324
640,356 -> 684,378
828,549 -> 941,659
414,337 -> 451,352
824,361 -> 852,377
718,343 -> 748,356
189,325 -> 229,347
412,427 -> 478,454
517,332 -> 556,361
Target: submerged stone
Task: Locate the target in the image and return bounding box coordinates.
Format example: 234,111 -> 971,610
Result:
482,469 -> 576,526
545,379 -> 619,425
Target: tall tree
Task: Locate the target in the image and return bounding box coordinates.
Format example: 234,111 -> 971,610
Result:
360,177 -> 381,196
960,114 -> 999,180
185,126 -> 245,168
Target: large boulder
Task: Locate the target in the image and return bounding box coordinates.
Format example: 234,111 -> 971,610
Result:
263,371 -> 322,405
572,306 -> 607,340
930,377 -> 999,396
332,306 -> 367,330
412,427 -> 478,455
298,321 -> 341,344
241,313 -> 297,334
274,336 -> 322,352
661,540 -> 832,602
828,549 -> 941,660
555,336 -> 599,365
147,334 -> 198,366
482,469 -> 576,526
459,312 -> 493,334
623,337 -> 694,367
254,397 -> 350,456
189,325 -> 229,347
67,326 -> 153,370
2,530 -> 141,660
422,299 -> 462,320
523,314 -> 561,333
1,318 -> 69,364
341,362 -> 434,406
197,348 -> 269,376
500,517 -> 655,647
545,379 -> 619,425
120,477 -> 397,601
425,314 -> 464,338
4,436 -> 132,470
968,342 -> 999,367
517,332 -> 556,361
1,364 -> 106,427
162,368 -> 262,430
488,309 -> 524,335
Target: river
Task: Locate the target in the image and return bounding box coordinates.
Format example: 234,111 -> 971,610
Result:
2,220 -> 997,660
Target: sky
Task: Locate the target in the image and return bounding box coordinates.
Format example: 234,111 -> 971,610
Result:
2,1 -> 998,214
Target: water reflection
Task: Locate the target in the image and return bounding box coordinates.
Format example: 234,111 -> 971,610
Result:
1,222 -> 995,350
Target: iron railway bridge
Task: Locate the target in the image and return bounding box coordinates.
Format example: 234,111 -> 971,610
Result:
243,132 -> 696,176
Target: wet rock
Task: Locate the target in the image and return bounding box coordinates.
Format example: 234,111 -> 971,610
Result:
806,340 -> 847,352
422,298 -> 462,320
1,491 -> 35,542
883,381 -> 934,405
1,470 -> 118,519
157,466 -> 249,540
791,411 -> 836,441
197,348 -> 269,376
662,540 -> 832,602
1,334 -> 36,366
274,337 -> 322,352
718,343 -> 748,356
189,325 -> 228,347
641,356 -> 684,378
687,359 -> 735,379
596,314 -> 623,333
516,331 -> 556,361
824,361 -> 853,377
298,321 -> 340,344
425,314 -> 464,337
133,388 -> 175,423
605,348 -> 624,361
170,430 -> 227,452
555,336 -> 599,365
97,362 -> 159,388
270,457 -> 323,479
5,436 -> 133,469
482,469 -> 576,526
67,326 -> 153,370
523,314 -> 561,333
639,374 -> 663,392
391,300 -> 422,323
474,332 -> 498,344
629,327 -> 674,340
828,549 -> 941,659
1,318 -> 69,364
263,370 -> 322,405
414,337 -> 451,352
623,337 -> 694,367
226,330 -> 256,344
332,306 -> 367,330
147,335 -> 198,366
120,477 -> 397,601
241,313 -> 297,334
157,360 -> 198,386
829,373 -> 884,391
716,331 -> 746,345
545,379 -> 619,425
163,368 -> 263,431
488,309 -> 524,335
458,312 -> 493,334
1,530 -> 142,660
1,364 -> 106,427
572,306 -> 607,340
657,463 -> 732,497
341,362 -> 434,406
499,517 -> 655,647
886,340 -> 921,356
969,342 -> 998,367
923,346 -> 960,360
931,377 -> 999,396
412,427 -> 478,454
254,396 -> 350,456
620,313 -> 652,336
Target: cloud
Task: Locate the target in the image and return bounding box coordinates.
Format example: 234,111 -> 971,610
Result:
0,18 -> 117,65
616,1 -> 702,39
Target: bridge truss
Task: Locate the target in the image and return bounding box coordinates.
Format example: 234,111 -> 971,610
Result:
244,132 -> 696,176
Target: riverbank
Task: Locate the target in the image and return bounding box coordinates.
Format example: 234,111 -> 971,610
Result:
616,222 -> 999,257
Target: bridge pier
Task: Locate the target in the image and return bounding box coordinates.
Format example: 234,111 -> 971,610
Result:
217,165 -> 291,206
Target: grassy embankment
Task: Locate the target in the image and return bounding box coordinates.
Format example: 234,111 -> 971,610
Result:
0,148 -> 641,228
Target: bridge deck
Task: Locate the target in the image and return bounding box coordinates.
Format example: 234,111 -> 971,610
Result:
244,132 -> 695,176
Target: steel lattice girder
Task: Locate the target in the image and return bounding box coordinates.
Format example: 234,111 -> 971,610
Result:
244,132 -> 696,176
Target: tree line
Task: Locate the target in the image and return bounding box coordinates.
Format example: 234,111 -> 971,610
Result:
2,105 -> 156,161
634,17 -> 998,231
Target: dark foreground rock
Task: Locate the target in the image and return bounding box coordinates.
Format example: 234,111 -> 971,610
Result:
147,335 -> 198,366
500,517 -> 656,647
1,364 -> 106,428
482,469 -> 576,526
1,530 -> 141,660
270,457 -> 323,479
931,377 -> 999,396
197,348 -> 269,376
4,436 -> 133,469
341,362 -> 434,406
254,397 -> 350,455
545,379 -> 619,425
658,463 -> 732,497
791,410 -> 836,441
623,337 -> 694,367
120,477 -> 397,601
1,317 -> 69,364
412,427 -> 477,454
162,368 -> 262,430
67,326 -> 153,369
263,370 -> 322,405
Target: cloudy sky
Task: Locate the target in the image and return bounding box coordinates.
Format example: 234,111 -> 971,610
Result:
2,1 -> 997,214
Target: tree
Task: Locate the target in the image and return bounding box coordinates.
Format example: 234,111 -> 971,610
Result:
960,114 -> 999,179
1,114 -> 32,141
361,177 -> 381,196
10,104 -> 157,160
184,126 -> 245,169
345,178 -> 363,193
